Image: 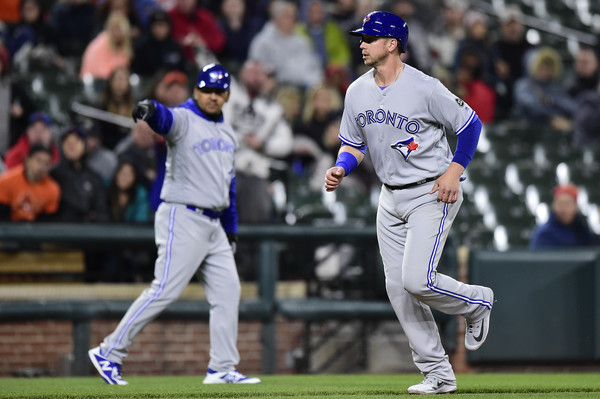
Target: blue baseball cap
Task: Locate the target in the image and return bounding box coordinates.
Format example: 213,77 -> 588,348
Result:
196,63 -> 230,91
28,112 -> 52,127
350,11 -> 409,53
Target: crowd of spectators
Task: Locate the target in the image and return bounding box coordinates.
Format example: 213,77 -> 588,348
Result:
1,0 -> 600,279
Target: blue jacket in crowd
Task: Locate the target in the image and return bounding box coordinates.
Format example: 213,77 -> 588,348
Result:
530,212 -> 600,249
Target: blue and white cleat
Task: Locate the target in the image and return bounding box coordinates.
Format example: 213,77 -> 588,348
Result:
88,346 -> 129,385
202,368 -> 261,384
464,287 -> 494,351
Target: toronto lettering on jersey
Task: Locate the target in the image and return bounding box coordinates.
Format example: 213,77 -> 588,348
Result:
355,109 -> 420,134
193,138 -> 234,155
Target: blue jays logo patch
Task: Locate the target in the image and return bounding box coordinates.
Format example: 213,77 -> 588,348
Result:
391,137 -> 419,160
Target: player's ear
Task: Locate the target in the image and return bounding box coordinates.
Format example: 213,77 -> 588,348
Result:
222,91 -> 230,103
388,38 -> 398,53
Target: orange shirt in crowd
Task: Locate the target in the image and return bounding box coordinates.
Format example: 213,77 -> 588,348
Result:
0,165 -> 61,221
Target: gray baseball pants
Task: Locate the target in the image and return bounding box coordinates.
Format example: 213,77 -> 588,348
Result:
99,202 -> 241,372
377,183 -> 492,384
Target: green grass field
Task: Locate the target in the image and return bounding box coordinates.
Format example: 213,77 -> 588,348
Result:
1,373 -> 600,399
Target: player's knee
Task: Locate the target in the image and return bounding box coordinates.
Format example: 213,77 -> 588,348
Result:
159,289 -> 185,304
384,276 -> 403,298
402,276 -> 430,297
223,276 -> 241,302
231,279 -> 241,298
144,283 -> 179,303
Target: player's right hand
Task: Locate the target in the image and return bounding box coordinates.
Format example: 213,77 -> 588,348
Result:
324,167 -> 345,192
132,100 -> 156,122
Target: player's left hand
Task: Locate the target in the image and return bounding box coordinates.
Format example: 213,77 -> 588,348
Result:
430,174 -> 460,203
227,233 -> 238,254
430,162 -> 464,203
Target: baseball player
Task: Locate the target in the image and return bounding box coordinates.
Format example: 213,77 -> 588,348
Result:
324,12 -> 494,395
88,64 -> 260,385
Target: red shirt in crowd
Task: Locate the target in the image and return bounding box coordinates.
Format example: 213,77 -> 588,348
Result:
462,80 -> 497,124
4,135 -> 60,170
168,6 -> 225,62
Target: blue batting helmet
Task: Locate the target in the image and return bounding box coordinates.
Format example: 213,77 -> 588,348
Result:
196,63 -> 231,91
350,11 -> 409,53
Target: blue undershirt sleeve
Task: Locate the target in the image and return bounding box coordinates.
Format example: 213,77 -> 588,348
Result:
146,101 -> 174,135
219,176 -> 238,234
452,115 -> 481,169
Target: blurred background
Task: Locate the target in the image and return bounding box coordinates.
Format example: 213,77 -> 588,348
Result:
0,0 -> 599,379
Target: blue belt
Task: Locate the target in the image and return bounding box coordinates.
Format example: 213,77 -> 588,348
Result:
185,205 -> 222,219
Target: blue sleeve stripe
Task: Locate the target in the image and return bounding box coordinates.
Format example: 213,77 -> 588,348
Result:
338,134 -> 368,154
338,133 -> 364,147
455,109 -> 476,135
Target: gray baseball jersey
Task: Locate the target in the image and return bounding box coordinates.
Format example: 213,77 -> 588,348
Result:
337,65 -> 493,385
339,64 -> 475,185
161,105 -> 238,210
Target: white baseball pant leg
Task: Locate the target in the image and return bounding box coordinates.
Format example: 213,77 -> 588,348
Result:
100,203 -> 241,371
377,184 -> 491,382
197,225 -> 241,372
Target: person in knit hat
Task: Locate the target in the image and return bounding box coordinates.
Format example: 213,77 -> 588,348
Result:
4,112 -> 60,170
530,183 -> 600,249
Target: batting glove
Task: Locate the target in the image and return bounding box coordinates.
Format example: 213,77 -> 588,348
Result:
132,100 -> 156,122
227,233 -> 238,255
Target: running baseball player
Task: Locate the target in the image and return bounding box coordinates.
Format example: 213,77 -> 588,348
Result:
324,12 -> 494,395
88,64 -> 260,385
